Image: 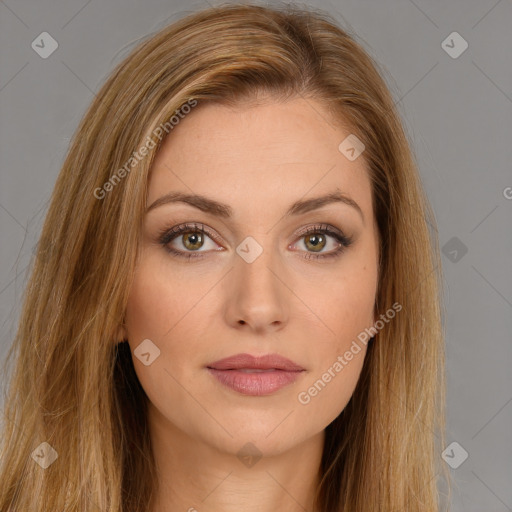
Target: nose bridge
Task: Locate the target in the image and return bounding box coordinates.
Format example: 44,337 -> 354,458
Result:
235,234 -> 281,296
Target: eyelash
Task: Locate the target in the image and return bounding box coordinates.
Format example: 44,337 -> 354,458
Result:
157,222 -> 353,261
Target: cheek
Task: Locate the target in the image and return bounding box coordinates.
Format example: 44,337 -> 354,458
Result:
123,251 -> 223,386
124,251 -> 209,343
306,256 -> 378,351
295,292 -> 371,425
295,349 -> 366,437
290,266 -> 376,426
124,270 -> 169,342
122,257 -> 207,421
122,256 -> 193,385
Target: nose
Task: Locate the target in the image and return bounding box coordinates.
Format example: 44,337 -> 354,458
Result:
223,241 -> 289,334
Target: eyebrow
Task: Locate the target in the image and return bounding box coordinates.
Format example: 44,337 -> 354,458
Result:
145,188 -> 364,222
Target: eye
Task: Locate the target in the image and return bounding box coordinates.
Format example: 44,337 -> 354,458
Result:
290,224 -> 353,260
158,222 -> 220,260
158,222 -> 353,261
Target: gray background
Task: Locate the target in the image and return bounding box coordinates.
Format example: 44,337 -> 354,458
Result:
1,0 -> 511,510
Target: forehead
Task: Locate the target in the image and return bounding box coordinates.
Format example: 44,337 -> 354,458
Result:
148,98 -> 372,218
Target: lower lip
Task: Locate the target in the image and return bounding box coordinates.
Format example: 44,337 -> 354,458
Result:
207,368 -> 303,396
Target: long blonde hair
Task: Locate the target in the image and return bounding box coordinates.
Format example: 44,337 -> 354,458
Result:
0,3 -> 450,510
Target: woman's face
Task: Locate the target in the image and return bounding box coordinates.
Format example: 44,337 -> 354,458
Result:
122,97 -> 379,457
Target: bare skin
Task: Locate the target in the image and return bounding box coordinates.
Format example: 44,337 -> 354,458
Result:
119,96 -> 380,512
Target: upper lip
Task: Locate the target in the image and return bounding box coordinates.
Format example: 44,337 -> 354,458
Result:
207,353 -> 305,371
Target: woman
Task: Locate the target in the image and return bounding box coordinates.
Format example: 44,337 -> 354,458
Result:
0,3 -> 449,511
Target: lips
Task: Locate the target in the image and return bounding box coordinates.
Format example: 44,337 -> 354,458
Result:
206,353 -> 305,396
207,353 -> 304,372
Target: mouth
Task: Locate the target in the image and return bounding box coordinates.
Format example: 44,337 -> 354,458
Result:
206,353 -> 305,396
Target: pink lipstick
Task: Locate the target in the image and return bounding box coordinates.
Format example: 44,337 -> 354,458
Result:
206,353 -> 305,396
